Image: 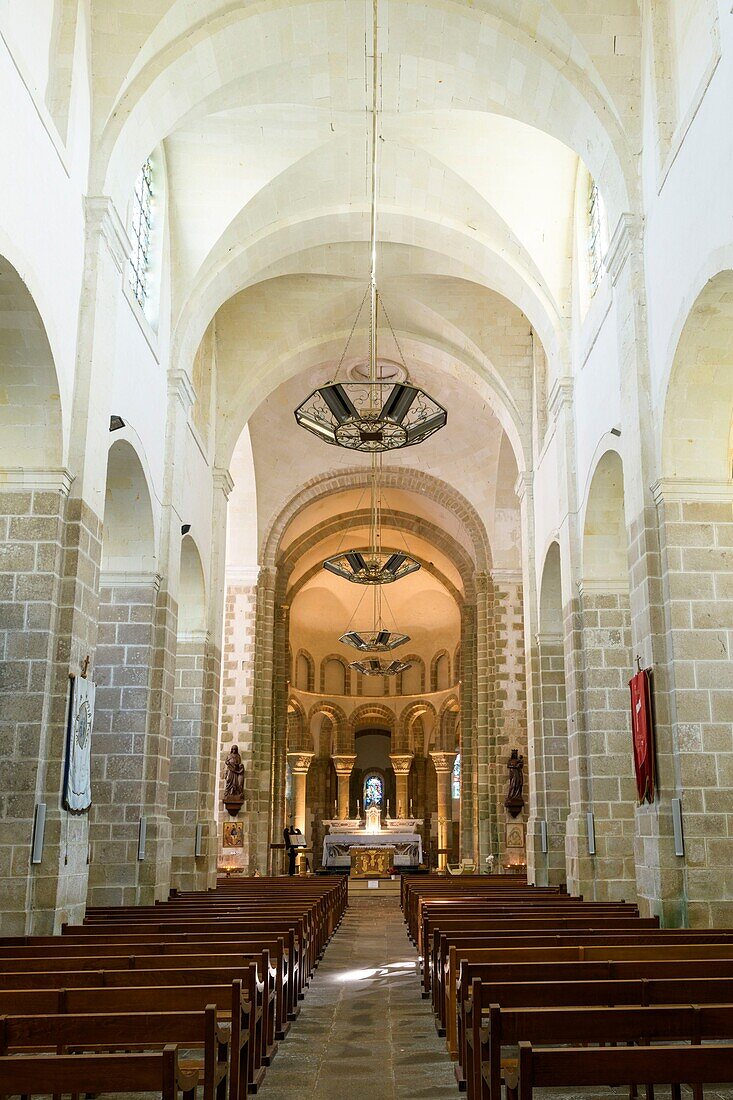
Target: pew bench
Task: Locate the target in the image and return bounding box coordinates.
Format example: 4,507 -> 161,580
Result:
0,1044 -> 199,1100
502,1041 -> 733,1100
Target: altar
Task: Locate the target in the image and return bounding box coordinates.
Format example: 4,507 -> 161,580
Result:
322,808 -> 423,871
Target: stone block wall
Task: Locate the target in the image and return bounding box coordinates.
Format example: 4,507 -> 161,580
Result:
659,494 -> 733,925
580,588 -> 637,901
0,481 -> 68,934
491,575 -> 528,869
88,577 -> 160,906
536,635 -> 570,885
219,577 -> 259,870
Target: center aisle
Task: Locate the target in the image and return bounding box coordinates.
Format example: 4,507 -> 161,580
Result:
257,888 -> 458,1100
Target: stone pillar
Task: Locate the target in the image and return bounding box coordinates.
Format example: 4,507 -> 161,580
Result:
534,633 -> 570,886
459,601 -> 477,860
431,752 -> 457,870
219,566 -> 259,871
389,754 -> 414,818
333,755 -> 357,818
246,569 -> 277,872
29,198 -> 127,932
0,469 -> 73,934
475,572 -> 494,865
491,571 -> 527,868
168,630 -> 210,892
88,572 -> 162,906
578,583 -> 637,901
606,215 -> 683,922
654,481 -> 733,925
287,752 -> 314,835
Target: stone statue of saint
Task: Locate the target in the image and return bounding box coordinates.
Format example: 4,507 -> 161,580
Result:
507,749 -> 524,801
224,745 -> 245,800
504,749 -> 525,818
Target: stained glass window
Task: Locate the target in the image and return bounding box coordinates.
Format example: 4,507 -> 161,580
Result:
452,753 -> 461,800
363,773 -> 384,809
129,158 -> 154,307
587,176 -> 602,297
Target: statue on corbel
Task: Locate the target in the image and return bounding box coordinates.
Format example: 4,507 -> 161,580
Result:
223,744 -> 245,817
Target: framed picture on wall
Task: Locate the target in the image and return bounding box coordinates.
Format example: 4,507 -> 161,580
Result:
505,821 -> 525,850
223,821 -> 244,848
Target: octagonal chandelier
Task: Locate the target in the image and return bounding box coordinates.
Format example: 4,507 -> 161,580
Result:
294,0 -> 446,455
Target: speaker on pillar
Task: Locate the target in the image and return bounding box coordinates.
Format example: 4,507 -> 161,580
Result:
137,817 -> 147,860
31,803 -> 47,865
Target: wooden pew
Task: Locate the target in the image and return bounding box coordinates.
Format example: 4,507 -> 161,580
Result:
503,1041 -> 733,1100
0,1006 -> 230,1100
462,974 -> 733,1097
476,1001 -> 733,1100
0,1044 -> 199,1100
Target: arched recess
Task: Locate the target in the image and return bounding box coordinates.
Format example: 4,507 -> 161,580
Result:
662,270 -> 733,484
534,541 -> 570,886
398,657 -> 426,697
169,535 -> 215,891
294,649 -> 315,692
579,451 -> 636,902
431,650 -> 451,692
398,700 -> 438,755
657,270 -> 733,925
89,437 -> 160,905
320,654 -> 350,696
307,701 -> 349,753
438,696 -> 460,751
0,253 -> 66,934
286,696 -> 306,751
0,255 -> 63,468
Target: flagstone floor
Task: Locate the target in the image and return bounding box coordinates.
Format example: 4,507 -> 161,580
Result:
256,892 -> 458,1100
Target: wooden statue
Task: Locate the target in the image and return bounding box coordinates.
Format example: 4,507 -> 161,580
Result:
504,748 -> 525,818
223,744 -> 245,816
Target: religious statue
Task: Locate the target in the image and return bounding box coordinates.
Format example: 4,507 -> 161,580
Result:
504,748 -> 525,818
222,745 -> 245,816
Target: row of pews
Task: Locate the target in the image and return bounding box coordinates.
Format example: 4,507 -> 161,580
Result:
0,874 -> 347,1098
402,874 -> 733,1099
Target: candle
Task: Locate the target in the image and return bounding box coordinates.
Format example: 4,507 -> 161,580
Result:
410,799 -> 413,816
357,799 -> 360,818
334,799 -> 338,816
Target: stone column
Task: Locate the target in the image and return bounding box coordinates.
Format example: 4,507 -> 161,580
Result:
606,215 -> 682,922
30,198 -> 127,932
431,752 -> 457,870
389,754 -> 414,818
491,570 -> 527,868
168,630 -> 210,892
333,755 -> 357,818
218,565 -> 259,871
578,582 -> 637,901
475,572 -> 494,865
88,572 -> 161,906
535,633 -> 570,886
459,601 -> 477,860
0,469 -> 73,934
246,569 -> 277,872
654,480 -> 733,925
287,752 -> 314,835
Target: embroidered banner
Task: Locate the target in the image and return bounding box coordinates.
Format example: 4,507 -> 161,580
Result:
629,667 -> 655,804
63,674 -> 95,812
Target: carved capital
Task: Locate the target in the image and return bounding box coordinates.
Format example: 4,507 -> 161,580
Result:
331,754 -> 357,776
168,369 -> 197,412
430,750 -> 458,773
287,751 -> 314,774
389,753 -> 414,775
85,196 -> 131,273
213,467 -> 235,500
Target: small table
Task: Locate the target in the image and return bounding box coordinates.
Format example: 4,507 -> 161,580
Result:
351,846 -> 395,878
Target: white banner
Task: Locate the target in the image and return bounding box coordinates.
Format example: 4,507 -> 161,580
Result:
63,675 -> 95,812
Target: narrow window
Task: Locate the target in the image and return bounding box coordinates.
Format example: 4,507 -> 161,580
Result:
452,753 -> 461,801
587,176 -> 602,297
129,158 -> 154,307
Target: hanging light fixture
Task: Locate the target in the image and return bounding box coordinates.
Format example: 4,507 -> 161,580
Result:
340,628 -> 409,652
294,0 -> 446,454
323,454 -> 420,583
349,657 -> 412,677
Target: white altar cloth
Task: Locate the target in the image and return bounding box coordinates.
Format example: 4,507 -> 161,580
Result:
322,830 -> 422,869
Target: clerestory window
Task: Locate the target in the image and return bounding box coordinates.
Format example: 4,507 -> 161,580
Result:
587,176 -> 603,297
129,158 -> 154,308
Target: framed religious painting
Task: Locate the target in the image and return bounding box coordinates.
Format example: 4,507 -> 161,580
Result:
223,821 -> 244,848
505,821 -> 525,850
62,672 -> 96,812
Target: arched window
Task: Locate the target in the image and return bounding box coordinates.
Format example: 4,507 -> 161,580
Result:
587,175 -> 604,297
363,773 -> 384,810
129,158 -> 154,307
452,753 -> 461,801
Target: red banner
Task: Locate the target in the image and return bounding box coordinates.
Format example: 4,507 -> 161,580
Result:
630,667 -> 655,804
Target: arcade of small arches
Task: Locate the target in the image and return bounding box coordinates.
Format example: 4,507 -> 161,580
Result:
0,0 -> 732,938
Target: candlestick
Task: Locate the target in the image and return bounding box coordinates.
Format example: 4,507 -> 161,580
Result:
409,799 -> 413,816
334,799 -> 338,816
357,799 -> 360,818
